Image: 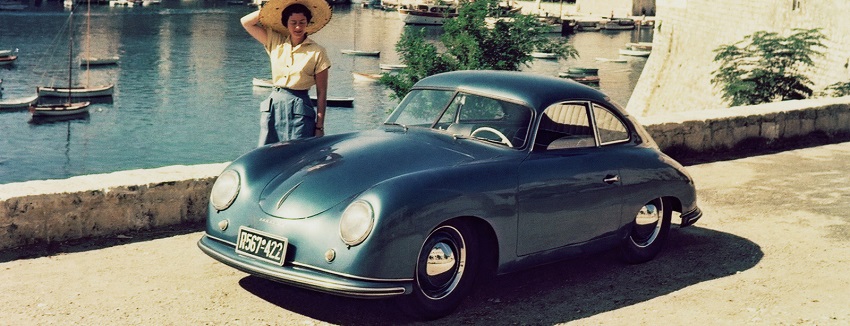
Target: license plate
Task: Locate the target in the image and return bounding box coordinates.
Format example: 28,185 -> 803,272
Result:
235,227 -> 288,266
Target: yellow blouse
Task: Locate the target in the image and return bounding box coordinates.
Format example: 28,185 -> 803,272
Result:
264,29 -> 331,91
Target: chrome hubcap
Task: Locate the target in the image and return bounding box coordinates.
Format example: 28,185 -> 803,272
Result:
418,226 -> 466,300
631,201 -> 664,248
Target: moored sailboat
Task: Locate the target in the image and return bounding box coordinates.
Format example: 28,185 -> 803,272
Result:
31,10 -> 92,117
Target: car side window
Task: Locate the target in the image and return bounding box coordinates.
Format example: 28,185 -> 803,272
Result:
592,103 -> 629,145
537,103 -> 595,151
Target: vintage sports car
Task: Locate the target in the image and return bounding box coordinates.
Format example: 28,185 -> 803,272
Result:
198,70 -> 702,320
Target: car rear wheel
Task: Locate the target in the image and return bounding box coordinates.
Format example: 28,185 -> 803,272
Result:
398,221 -> 478,320
620,198 -> 671,264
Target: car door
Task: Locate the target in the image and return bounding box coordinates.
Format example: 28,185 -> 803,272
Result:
516,101 -> 624,256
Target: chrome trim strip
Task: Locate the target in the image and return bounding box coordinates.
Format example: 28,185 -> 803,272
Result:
203,233 -> 413,283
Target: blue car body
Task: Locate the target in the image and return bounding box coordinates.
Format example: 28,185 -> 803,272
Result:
198,70 -> 701,318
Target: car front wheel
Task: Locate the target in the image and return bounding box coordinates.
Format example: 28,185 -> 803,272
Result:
620,198 -> 671,264
398,221 -> 479,320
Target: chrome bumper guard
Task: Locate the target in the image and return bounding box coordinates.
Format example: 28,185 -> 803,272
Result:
679,206 -> 703,227
198,235 -> 410,298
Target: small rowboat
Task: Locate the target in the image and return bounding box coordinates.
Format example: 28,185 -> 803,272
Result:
341,49 -> 380,57
30,101 -> 91,117
0,55 -> 17,66
36,84 -> 114,98
80,56 -> 120,66
352,72 -> 382,82
0,94 -> 39,111
379,63 -> 407,71
531,52 -> 558,59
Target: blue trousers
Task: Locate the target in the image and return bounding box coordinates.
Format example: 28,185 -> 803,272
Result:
258,88 -> 316,146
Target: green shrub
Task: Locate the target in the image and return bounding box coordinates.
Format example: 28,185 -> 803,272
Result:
711,28 -> 826,106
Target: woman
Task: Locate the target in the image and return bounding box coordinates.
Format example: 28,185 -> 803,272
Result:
241,0 -> 332,146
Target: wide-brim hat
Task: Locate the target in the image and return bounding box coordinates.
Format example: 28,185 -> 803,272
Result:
259,0 -> 333,35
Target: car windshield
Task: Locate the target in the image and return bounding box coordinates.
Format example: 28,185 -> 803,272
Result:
385,89 -> 533,148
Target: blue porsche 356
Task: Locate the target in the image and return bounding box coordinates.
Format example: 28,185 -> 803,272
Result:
198,70 -> 702,320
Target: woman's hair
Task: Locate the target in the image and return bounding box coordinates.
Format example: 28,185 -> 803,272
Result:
281,4 -> 313,25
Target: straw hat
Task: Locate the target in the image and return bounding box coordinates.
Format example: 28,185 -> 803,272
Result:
259,0 -> 333,35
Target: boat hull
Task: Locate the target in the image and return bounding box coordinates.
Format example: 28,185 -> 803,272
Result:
37,84 -> 115,98
31,101 -> 91,116
0,95 -> 39,110
398,8 -> 457,25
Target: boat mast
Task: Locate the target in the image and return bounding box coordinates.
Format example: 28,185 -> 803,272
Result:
85,0 -> 91,87
68,10 -> 74,105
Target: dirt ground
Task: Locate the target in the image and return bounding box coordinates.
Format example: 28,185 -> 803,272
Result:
1,142 -> 849,325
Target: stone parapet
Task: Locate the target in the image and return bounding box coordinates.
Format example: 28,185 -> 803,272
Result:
640,96 -> 850,155
1,97 -> 849,251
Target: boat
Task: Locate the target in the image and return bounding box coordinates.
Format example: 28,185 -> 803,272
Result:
379,63 -> 406,71
38,4 -> 114,99
341,49 -> 380,57
0,55 -> 16,66
397,0 -> 458,25
566,67 -> 599,75
601,18 -> 636,30
352,72 -> 382,82
0,49 -> 17,57
80,56 -> 120,66
30,101 -> 91,117
531,52 -> 558,59
595,57 -> 628,63
625,42 -> 653,51
618,47 -> 651,57
0,94 -> 39,111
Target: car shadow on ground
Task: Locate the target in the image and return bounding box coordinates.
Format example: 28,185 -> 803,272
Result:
239,225 -> 763,325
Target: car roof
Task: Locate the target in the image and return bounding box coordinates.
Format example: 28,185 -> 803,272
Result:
412,70 -> 615,113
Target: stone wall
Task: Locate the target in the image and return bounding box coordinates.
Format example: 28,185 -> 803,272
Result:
1,98 -> 848,251
628,0 -> 850,116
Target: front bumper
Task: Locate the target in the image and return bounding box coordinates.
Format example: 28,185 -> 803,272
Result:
198,234 -> 411,298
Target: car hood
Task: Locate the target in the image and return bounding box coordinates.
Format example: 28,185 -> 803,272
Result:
253,129 -> 497,219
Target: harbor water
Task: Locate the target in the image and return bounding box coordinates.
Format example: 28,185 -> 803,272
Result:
0,1 -> 652,184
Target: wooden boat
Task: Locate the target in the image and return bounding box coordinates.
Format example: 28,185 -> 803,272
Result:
80,56 -> 120,66
30,101 -> 91,117
341,49 -> 381,57
618,47 -> 651,57
379,63 -> 407,71
567,67 -> 599,75
625,42 -> 653,51
37,84 -> 114,98
352,72 -> 382,82
0,94 -> 39,111
531,52 -> 558,59
601,18 -> 636,30
595,57 -> 628,63
397,1 -> 458,25
0,55 -> 16,66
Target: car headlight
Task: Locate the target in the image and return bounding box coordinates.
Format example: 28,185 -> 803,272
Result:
339,200 -> 374,246
210,170 -> 240,211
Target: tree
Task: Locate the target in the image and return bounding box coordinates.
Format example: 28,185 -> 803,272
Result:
380,0 -> 578,100
711,28 -> 826,106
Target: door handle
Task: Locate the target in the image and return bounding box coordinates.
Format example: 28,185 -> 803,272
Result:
603,175 -> 620,184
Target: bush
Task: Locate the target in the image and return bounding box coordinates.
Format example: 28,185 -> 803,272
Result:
711,28 -> 826,106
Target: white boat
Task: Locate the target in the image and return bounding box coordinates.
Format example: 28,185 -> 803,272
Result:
30,101 -> 91,117
531,52 -> 558,59
37,84 -> 115,98
0,49 -> 16,57
398,1 -> 458,25
341,49 -> 381,57
352,72 -> 382,82
0,94 -> 38,111
625,42 -> 653,51
595,57 -> 628,63
601,18 -> 636,30
379,63 -> 407,71
80,56 -> 120,66
618,47 -> 650,57
252,77 -> 273,88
